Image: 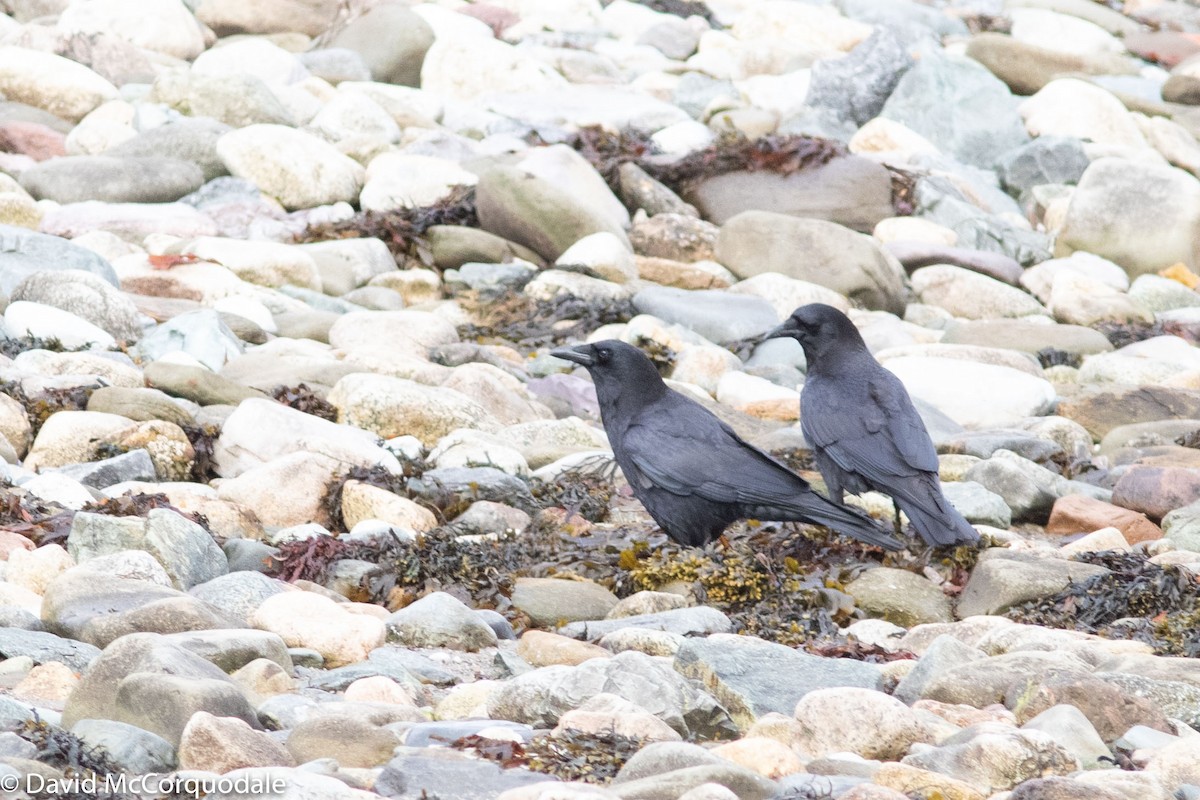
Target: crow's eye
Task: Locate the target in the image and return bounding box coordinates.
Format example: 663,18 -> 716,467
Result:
597,348 -> 611,363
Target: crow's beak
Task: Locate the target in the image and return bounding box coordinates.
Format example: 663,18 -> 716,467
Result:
550,344 -> 595,367
763,321 -> 797,341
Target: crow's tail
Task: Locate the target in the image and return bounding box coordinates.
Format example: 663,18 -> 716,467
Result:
893,475 -> 980,547
753,492 -> 905,551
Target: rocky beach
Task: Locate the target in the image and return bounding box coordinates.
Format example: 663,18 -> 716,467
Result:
4,0 -> 1200,798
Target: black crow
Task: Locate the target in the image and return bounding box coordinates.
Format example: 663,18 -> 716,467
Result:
550,340 -> 903,550
766,304 -> 979,547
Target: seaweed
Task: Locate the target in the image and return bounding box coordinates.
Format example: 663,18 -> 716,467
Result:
529,459 -> 617,523
1178,429 -> 1200,450
1036,347 -> 1083,370
294,184 -> 477,265
16,716 -> 123,800
1006,550 -> 1200,656
1094,319 -> 1166,349
458,290 -> 636,353
632,0 -> 717,26
0,334 -> 68,359
0,380 -> 94,438
448,729 -> 646,784
0,486 -> 73,547
181,423 -> 221,483
271,383 -> 338,422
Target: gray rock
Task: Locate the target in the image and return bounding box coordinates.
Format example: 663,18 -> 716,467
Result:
71,719 -> 177,773
511,577 -> 620,627
685,156 -> 894,233
82,595 -> 238,649
486,650 -> 734,738
632,286 -> 778,345
444,261 -> 536,295
87,386 -> 194,427
327,3 -> 434,86
286,715 -> 401,769
672,72 -> 737,119
839,0 -> 968,45
106,117 -> 232,182
367,647 -> 456,686
964,456 -> 1059,523
893,634 -> 987,705
20,156 -> 205,204
62,632 -> 258,747
940,481 -> 1012,529
0,224 -> 118,295
941,319 -> 1112,357
0,608 -> 44,631
612,764 -> 777,799
902,726 -> 1079,794
475,165 -> 631,262
957,555 -> 1110,618
425,225 -> 545,271
807,28 -> 913,125
400,720 -> 534,747
305,661 -> 424,695
619,162 -> 698,218
68,508 -> 228,590
149,72 -> 293,129
673,633 -> 883,732
144,360 -> 268,406
939,430 -> 1063,463
297,48 -> 373,85
375,748 -> 549,799
478,609 -> 515,641
844,567 -> 953,627
161,629 -> 292,673
188,571 -> 291,628
223,538 -> 279,574
716,211 -> 906,314
913,178 -> 1053,265
386,591 -> 498,651
11,268 -> 142,341
135,309 -> 244,372
998,136 -> 1090,195
56,449 -> 156,489
559,606 -> 733,641
0,627 -> 100,672
1022,704 -> 1111,769
41,568 -> 184,645
0,696 -> 35,727
1097,671 -> 1200,730
881,49 -> 1028,169
0,732 -> 36,760
407,467 -> 534,510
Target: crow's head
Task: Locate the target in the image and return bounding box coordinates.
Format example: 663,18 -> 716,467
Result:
764,303 -> 866,364
550,339 -> 666,401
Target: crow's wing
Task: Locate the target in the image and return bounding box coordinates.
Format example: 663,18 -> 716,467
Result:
621,394 -> 806,505
803,369 -> 938,480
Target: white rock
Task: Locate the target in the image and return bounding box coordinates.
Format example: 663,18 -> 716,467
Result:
651,120 -> 715,155
212,295 -> 277,333
728,272 -> 850,319
670,345 -> 742,396
911,265 -> 1049,320
517,144 -> 630,230
526,270 -> 633,304
1059,527 -> 1130,556
872,216 -> 957,247
192,38 -> 309,85
251,591 -> 386,668
360,153 -> 478,213
327,373 -> 501,445
4,301 -> 116,350
556,232 -> 636,284
793,687 -> 932,760
1019,79 -> 1146,149
0,47 -> 118,123
340,479 -> 438,532
1079,335 -> 1200,386
883,356 -> 1057,428
328,309 -> 458,360
64,100 -> 137,156
308,92 -> 401,156
21,473 -> 94,510
1020,251 -> 1130,303
178,236 -> 321,291
213,397 -> 402,479
339,81 -> 444,126
421,36 -> 567,102
217,124 -> 365,211
849,117 -> 941,157
1009,8 -> 1124,56
57,0 -> 207,61
715,371 -> 799,421
4,543 -> 74,596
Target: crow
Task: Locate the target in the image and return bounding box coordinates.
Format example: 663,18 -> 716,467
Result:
766,304 -> 979,547
550,339 -> 903,550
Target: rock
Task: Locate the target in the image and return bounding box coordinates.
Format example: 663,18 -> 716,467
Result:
487,650 -> 733,738
286,715 -> 400,768
475,165 -> 629,263
902,727 -> 1079,795
554,693 -> 680,743
67,509 -> 227,590
61,632 -> 258,747
619,163 -> 698,218
686,156 -> 895,232
193,0 -> 338,37
1008,777 -> 1125,800
880,49 -> 1028,168
21,155 -> 202,204
0,224 -> 118,294
956,556 -> 1110,618
1021,705 -> 1111,769
324,4 -> 433,86
517,630 -> 610,668
511,578 -> 620,628
144,361 -> 266,407
560,606 -> 733,642
893,634 -> 987,706
136,309 -> 243,371
0,47 -> 117,123
1046,495 -> 1162,545
0,628 -> 98,672
11,268 -> 141,341
250,591 -> 385,668
340,480 -> 437,533
1112,465 -> 1200,520
328,373 -> 500,446
297,237 -> 396,290
844,567 -> 954,627
556,231 -> 636,284
149,71 -> 292,129
5,300 -> 116,350
376,748 -> 550,800
1020,79 -> 1144,149
71,719 -> 176,774
387,592 -> 498,651
426,225 -> 544,270
1059,385 -> 1200,439
674,634 -> 882,733
178,711 -> 294,773
106,117 -> 231,182
632,286 -> 777,345
217,124 -> 364,211
716,211 -> 906,314
1057,157 -> 1200,278
882,357 -> 1056,428
807,28 -> 913,126
525,269 -> 632,305
361,153 -> 476,213
967,33 -> 1139,97
86,387 -> 192,428
793,687 -> 932,760
911,265 -> 1048,320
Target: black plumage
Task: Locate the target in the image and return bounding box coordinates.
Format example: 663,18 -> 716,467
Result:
550,339 -> 902,550
766,303 -> 980,547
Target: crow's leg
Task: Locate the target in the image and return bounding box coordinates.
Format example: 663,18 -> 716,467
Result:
892,499 -> 904,538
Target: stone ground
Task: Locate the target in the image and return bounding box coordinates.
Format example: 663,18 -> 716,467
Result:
5,0 -> 1200,799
